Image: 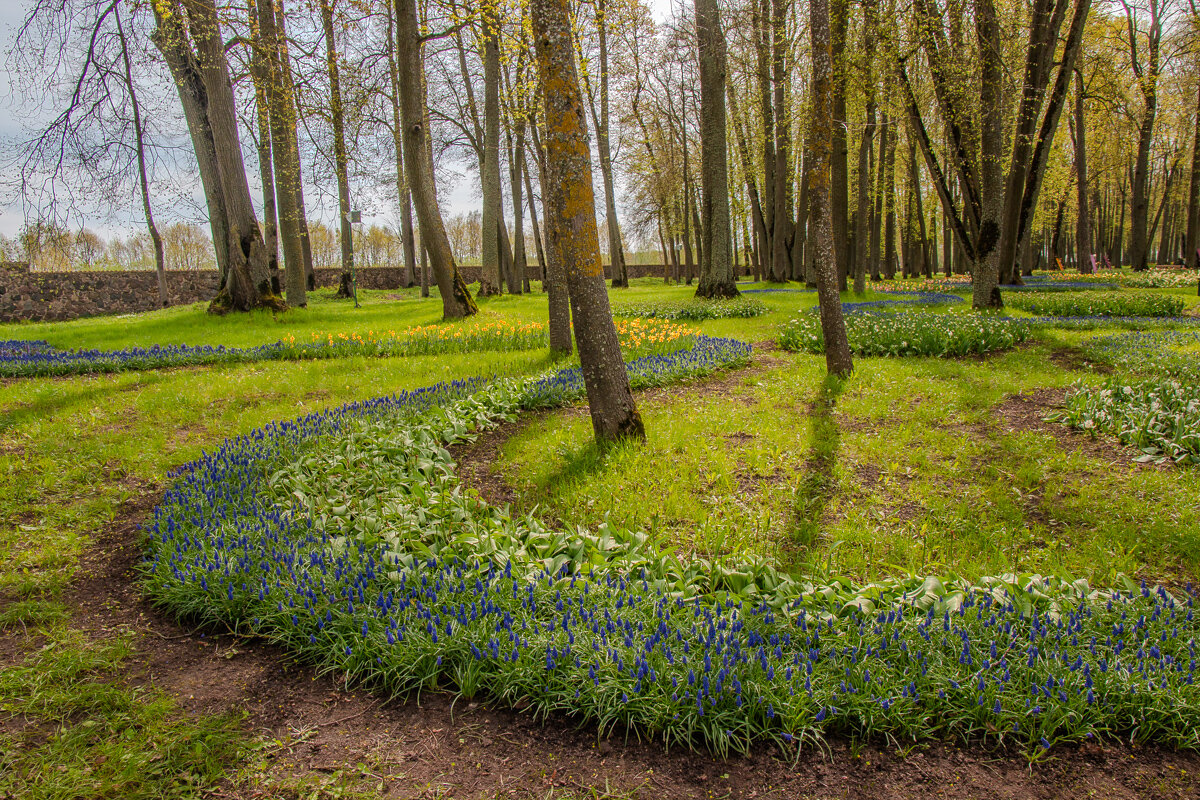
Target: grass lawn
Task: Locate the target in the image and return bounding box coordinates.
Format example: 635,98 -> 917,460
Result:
3,276 -> 1200,797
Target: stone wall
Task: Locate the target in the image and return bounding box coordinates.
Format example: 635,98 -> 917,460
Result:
0,261 -> 691,324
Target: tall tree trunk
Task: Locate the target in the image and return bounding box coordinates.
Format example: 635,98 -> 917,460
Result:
156,0 -> 280,313
1125,0 -> 1160,271
871,104 -> 886,282
695,0 -> 737,298
830,0 -> 850,291
1186,61 -> 1200,269
1072,68 -> 1092,272
883,119 -> 897,279
319,0 -> 355,300
770,0 -> 792,281
255,0 -> 307,306
523,148 -> 547,286
479,0 -> 503,296
509,122 -> 528,294
117,5 -> 167,307
755,0 -> 775,265
247,0 -> 281,292
531,0 -> 643,442
810,0 -> 853,376
152,3 -> 230,289
971,0 -> 1004,306
853,0 -> 876,294
395,0 -> 476,318
587,0 -> 627,287
530,114 -> 571,351
385,0 -> 417,287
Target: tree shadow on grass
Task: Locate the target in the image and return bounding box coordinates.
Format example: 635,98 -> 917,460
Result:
790,373 -> 848,552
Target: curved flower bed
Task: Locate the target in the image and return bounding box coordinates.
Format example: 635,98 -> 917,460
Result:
1006,292 -> 1185,318
143,336 -> 1200,755
783,310 -> 1026,357
812,290 -> 964,315
1,319 -> 695,379
613,297 -> 769,321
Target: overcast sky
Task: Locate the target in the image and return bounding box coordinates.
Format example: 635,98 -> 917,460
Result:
0,0 -> 675,243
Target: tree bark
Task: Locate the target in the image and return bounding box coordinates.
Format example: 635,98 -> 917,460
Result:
810,0 -> 853,377
695,0 -> 738,299
830,0 -> 850,291
395,0 -> 477,318
259,0 -> 307,306
317,0 -> 355,299
769,0 -> 792,282
155,0 -> 280,313
587,0 -> 628,287
531,0 -> 642,442
117,4 -> 167,307
530,113 -> 572,352
1187,57 -> 1200,269
853,0 -> 876,294
479,0 -> 503,296
1072,68 -> 1091,272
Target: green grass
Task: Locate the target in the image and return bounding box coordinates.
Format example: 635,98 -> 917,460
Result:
4,278 -> 1200,787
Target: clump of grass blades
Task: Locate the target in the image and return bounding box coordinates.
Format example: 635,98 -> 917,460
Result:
779,310 -> 1028,357
142,337 -> 1200,757
1006,291 -> 1185,318
1052,378 -> 1200,464
614,297 -> 769,321
0,629 -> 245,798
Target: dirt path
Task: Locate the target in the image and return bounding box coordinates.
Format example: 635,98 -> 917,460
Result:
7,348 -> 1200,798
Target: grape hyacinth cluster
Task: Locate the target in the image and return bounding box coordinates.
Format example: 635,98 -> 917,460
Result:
141,336 -> 1200,755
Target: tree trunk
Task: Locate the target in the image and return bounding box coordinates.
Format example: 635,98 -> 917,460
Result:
259,0 -> 307,307
1073,68 -> 1091,272
770,0 -> 792,282
319,0 -> 355,300
883,119 -> 897,279
1126,1 -> 1160,271
117,5 -> 168,307
479,0 -> 503,296
853,2 -> 876,295
395,0 -> 476,318
156,0 -> 280,313
509,123 -> 528,294
871,104 -> 886,282
695,0 -> 737,299
385,0 -> 417,287
971,0 -> 1004,307
830,0 -> 850,291
151,2 -> 229,286
810,0 -> 853,377
531,0 -> 643,442
589,0 -> 627,287
1186,61 -> 1200,269
755,0 -> 775,266
530,113 -> 572,352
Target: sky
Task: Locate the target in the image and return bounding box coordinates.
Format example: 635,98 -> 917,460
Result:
0,0 -> 676,243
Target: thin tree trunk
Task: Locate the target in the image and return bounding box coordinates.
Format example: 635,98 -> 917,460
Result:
530,112 -> 571,351
1186,60 -> 1200,268
770,0 -> 792,281
810,0 -> 853,376
255,0 -> 307,306
1073,68 -> 1092,272
586,0 -> 627,287
531,0 -> 643,442
853,4 -> 875,295
831,0 -> 850,290
117,5 -> 167,307
319,0 -> 355,299
395,0 -> 476,318
479,0 -> 503,296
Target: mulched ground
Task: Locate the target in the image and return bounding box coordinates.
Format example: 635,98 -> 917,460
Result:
6,348 -> 1200,798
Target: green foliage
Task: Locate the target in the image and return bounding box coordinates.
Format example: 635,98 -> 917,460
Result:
1054,378 -> 1200,464
1007,291 -> 1185,317
779,310 -> 1028,357
143,366 -> 1200,755
614,297 -> 770,321
0,629 -> 245,799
